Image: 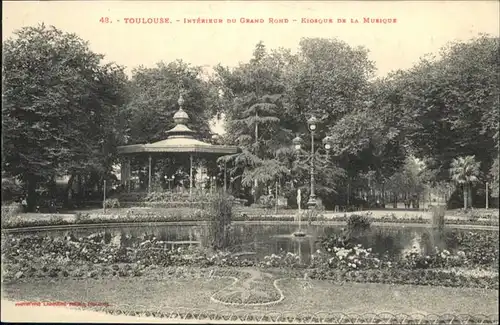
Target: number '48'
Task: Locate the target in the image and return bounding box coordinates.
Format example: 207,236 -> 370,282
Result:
100,17 -> 110,23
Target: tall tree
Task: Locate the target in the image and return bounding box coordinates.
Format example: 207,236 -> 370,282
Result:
215,42 -> 291,202
450,155 -> 481,209
124,60 -> 219,188
395,36 -> 499,180
283,38 -> 378,207
489,157 -> 499,199
2,24 -> 128,210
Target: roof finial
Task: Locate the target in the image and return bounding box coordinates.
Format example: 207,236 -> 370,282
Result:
178,90 -> 185,108
177,80 -> 185,108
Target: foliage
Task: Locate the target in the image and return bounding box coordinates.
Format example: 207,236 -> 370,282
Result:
259,251 -> 302,268
452,231 -> 499,267
2,209 -> 499,230
125,61 -> 215,145
2,228 -> 498,290
308,268 -> 498,289
2,24 -> 128,210
103,198 -> 120,209
386,157 -> 428,200
207,191 -> 234,250
450,155 -> 481,208
1,203 -> 24,226
450,156 -> 481,185
215,42 -> 291,202
317,229 -> 498,271
489,157 -> 499,198
257,194 -> 275,209
123,60 -> 219,189
1,178 -> 24,202
346,214 -> 372,233
393,36 -> 498,180
311,245 -> 380,271
144,190 -> 224,204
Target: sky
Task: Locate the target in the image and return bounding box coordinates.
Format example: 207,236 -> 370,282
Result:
3,1 -> 499,133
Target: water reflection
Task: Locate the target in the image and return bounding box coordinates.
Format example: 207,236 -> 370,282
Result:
32,224 -> 487,264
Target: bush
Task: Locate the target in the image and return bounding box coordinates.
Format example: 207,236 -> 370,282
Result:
145,191 -> 173,202
260,251 -> 302,268
347,214 -> 372,232
104,198 -> 120,209
257,194 -> 275,209
311,245 -> 381,271
1,178 -> 23,203
207,191 -> 234,250
1,202 -> 24,221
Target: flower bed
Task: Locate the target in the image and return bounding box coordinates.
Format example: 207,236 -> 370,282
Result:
307,268 -> 498,289
2,230 -> 498,290
211,272 -> 282,305
1,233 -> 256,283
2,211 -> 499,230
315,230 -> 499,270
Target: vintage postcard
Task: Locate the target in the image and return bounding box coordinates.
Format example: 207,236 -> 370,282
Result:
2,0 -> 499,323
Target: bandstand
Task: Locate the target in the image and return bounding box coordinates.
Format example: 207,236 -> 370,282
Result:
117,92 -> 239,197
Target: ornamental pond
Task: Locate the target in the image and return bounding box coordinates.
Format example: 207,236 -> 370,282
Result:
12,223 -> 497,264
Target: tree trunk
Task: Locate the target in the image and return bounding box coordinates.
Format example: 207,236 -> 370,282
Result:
25,174 -> 37,212
463,184 -> 468,209
64,174 -> 76,208
381,183 -> 385,207
47,175 -> 58,200
468,184 -> 473,208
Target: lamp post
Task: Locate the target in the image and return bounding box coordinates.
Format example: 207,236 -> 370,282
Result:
167,175 -> 175,191
292,115 -> 333,210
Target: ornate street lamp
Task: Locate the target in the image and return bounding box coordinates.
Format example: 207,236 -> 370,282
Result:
167,174 -> 175,191
293,116 -> 333,209
211,134 -> 220,144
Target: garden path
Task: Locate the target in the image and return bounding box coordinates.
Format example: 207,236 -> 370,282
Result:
1,299 -> 272,324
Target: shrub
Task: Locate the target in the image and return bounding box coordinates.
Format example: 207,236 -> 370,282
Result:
104,198 -> 120,209
258,194 -> 275,209
260,251 -> 302,268
74,213 -> 92,223
207,191 -> 234,250
1,202 -> 24,220
145,191 -> 172,202
311,245 -> 382,270
347,214 -> 372,233
1,178 -> 23,203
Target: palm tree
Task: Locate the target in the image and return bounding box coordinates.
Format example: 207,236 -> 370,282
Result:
450,156 -> 481,209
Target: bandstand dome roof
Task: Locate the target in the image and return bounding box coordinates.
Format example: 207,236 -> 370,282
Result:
117,92 -> 239,155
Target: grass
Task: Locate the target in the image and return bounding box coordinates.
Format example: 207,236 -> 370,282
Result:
2,268 -> 498,316
278,279 -> 498,315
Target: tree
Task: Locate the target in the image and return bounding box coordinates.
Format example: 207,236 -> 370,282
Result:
285,38 -> 386,207
284,38 -> 375,125
450,155 -> 481,209
394,36 -> 499,180
215,42 -> 291,202
124,60 -> 219,188
386,157 -> 428,208
2,24 -> 129,210
489,157 -> 499,199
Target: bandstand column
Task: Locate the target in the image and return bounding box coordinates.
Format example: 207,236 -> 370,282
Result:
127,157 -> 131,192
148,155 -> 152,193
223,160 -> 227,193
120,158 -> 127,186
189,154 -> 194,197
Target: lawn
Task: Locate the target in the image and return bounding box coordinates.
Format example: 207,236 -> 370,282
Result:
2,269 -> 498,316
